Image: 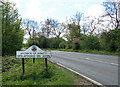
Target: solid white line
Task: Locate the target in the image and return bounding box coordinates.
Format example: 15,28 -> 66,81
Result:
49,59 -> 103,86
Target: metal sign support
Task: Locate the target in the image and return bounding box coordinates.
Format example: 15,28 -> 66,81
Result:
33,58 -> 35,63
22,58 -> 25,74
45,58 -> 48,68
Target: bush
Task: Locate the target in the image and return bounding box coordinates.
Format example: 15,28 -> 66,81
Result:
49,37 -> 65,49
100,29 -> 120,52
59,41 -> 68,49
84,36 -> 100,50
2,56 -> 21,72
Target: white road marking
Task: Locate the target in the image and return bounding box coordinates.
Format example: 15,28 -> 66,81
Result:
85,58 -> 89,60
85,58 -> 119,66
110,63 -> 119,66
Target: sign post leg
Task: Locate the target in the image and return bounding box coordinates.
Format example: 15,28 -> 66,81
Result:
22,58 -> 25,74
33,58 -> 35,63
45,58 -> 48,68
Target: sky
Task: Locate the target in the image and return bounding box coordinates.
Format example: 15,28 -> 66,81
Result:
10,0 -> 107,23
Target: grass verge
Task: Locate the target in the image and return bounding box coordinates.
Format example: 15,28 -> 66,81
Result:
2,56 -> 94,85
45,48 -> 119,55
24,46 -> 119,55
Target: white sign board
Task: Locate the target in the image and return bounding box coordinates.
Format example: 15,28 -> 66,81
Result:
16,45 -> 51,58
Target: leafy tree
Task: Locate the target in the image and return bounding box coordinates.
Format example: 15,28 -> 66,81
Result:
70,12 -> 83,36
59,41 -> 68,49
100,29 -> 119,52
26,36 -> 49,48
49,37 -> 64,49
72,38 -> 80,50
66,42 -> 72,49
38,36 -> 48,48
78,35 -> 87,50
67,22 -> 81,42
1,0 -> 24,55
0,10 -> 2,55
84,36 -> 100,50
116,28 -> 120,52
100,0 -> 120,52
26,37 -> 39,47
65,12 -> 83,48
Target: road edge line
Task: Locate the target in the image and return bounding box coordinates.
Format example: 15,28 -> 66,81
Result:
49,59 -> 103,86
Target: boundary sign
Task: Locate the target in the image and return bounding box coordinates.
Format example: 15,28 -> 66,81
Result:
16,45 -> 52,74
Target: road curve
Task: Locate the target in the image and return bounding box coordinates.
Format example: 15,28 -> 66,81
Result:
50,51 -> 119,85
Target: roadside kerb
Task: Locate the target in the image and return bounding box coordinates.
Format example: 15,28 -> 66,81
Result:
48,59 -> 104,86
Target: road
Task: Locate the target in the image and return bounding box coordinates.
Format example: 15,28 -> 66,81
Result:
50,51 -> 119,85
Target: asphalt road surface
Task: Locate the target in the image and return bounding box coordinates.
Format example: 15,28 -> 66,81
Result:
50,51 -> 119,85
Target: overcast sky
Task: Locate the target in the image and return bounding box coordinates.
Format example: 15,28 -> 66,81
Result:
10,0 -> 107,23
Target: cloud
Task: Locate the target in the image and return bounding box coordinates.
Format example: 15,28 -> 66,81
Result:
24,0 -> 42,20
84,4 -> 106,17
11,0 -> 57,21
10,0 -> 42,21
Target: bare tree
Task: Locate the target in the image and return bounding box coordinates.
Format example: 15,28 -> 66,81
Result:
103,0 -> 120,29
41,18 -> 64,38
40,18 -> 52,37
86,17 -> 102,35
56,23 -> 65,38
23,19 -> 32,39
23,19 -> 39,41
50,19 -> 59,37
81,23 -> 89,35
29,20 -> 38,39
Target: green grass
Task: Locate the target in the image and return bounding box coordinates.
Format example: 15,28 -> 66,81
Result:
24,46 -> 119,55
2,56 -> 93,85
44,48 -> 119,55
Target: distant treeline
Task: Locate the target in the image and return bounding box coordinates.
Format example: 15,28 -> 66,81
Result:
27,29 -> 120,52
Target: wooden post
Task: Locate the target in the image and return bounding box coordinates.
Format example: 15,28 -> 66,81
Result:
33,58 -> 35,63
22,58 -> 25,74
45,58 -> 48,68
